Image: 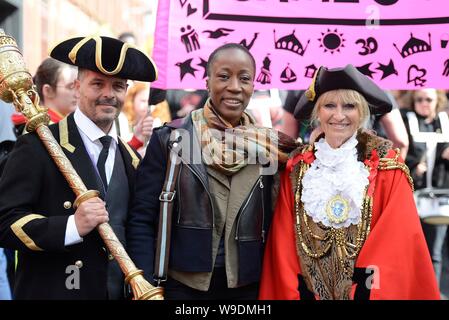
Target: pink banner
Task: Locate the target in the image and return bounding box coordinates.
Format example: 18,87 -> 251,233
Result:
152,0 -> 449,90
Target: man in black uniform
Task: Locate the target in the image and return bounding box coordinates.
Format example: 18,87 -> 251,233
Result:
0,36 -> 157,299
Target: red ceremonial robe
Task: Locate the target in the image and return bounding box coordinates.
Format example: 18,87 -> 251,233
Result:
259,145 -> 439,300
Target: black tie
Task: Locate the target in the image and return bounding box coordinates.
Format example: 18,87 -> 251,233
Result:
97,135 -> 112,190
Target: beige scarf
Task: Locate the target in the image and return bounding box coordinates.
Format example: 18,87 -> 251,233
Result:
191,99 -> 297,176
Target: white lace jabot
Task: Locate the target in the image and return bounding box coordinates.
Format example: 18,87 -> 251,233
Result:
301,134 -> 370,229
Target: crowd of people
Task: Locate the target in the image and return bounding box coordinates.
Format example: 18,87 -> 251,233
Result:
0,30 -> 448,300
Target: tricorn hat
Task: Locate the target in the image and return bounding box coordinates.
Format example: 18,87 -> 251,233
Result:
50,35 -> 157,82
294,64 -> 392,120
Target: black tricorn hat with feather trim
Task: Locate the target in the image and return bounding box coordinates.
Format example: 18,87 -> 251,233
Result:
294,64 -> 392,120
50,35 -> 157,82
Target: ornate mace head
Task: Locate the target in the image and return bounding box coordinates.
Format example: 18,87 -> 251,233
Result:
0,29 -> 49,131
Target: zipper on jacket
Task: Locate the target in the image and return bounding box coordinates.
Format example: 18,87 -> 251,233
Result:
184,163 -> 215,227
235,176 -> 263,240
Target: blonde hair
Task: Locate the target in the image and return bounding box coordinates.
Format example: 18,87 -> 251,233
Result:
122,82 -> 149,124
311,89 -> 370,129
404,89 -> 449,114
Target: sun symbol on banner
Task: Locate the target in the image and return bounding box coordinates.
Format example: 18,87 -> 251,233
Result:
318,29 -> 346,54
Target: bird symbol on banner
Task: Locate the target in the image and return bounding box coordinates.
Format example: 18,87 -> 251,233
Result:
203,28 -> 234,39
197,58 -> 208,79
376,59 -> 398,80
175,58 -> 198,81
356,63 -> 376,78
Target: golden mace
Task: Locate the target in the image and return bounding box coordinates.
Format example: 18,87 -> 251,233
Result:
0,30 -> 163,300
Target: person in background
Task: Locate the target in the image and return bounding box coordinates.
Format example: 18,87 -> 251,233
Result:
401,89 -> 449,297
280,90 -> 307,142
118,82 -> 154,155
259,65 -> 439,300
0,101 -> 16,173
369,91 -> 409,160
12,58 -> 78,136
0,101 -> 15,300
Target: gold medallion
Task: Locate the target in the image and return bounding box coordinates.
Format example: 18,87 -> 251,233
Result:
326,195 -> 350,224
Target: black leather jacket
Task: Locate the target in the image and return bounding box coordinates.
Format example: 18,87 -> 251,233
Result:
127,115 -> 274,287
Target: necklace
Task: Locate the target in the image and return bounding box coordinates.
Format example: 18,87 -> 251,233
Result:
294,159 -> 373,275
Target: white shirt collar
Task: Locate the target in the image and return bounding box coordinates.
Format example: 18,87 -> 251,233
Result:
74,107 -> 118,144
302,132 -> 369,229
314,133 -> 358,168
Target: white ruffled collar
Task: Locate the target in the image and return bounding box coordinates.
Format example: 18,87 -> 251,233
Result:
301,134 -> 370,229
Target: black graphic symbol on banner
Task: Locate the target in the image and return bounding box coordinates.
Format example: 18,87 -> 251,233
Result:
374,0 -> 399,5
441,33 -> 449,49
179,0 -> 188,8
240,33 -> 259,50
304,64 -> 318,79
256,54 -> 272,84
274,30 -> 310,56
176,58 -> 198,81
376,59 -> 398,80
443,59 -> 449,77
180,25 -> 200,53
394,33 -> 431,58
407,65 -> 427,87
187,3 -> 197,16
356,63 -> 376,78
197,58 -> 208,79
355,37 -> 378,56
280,64 -> 297,83
203,28 -> 234,39
318,29 -> 345,54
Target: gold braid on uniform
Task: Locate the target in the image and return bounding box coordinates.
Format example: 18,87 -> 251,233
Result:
289,130 -> 397,300
378,148 -> 414,191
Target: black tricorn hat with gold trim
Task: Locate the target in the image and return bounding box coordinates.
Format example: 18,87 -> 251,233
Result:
294,64 -> 392,120
50,36 -> 157,82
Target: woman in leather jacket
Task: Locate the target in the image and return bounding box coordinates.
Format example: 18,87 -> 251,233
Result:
126,43 -> 297,299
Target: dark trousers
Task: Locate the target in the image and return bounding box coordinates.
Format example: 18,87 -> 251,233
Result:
421,221 -> 448,286
164,267 -> 259,300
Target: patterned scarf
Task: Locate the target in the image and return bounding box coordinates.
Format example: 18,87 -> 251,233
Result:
192,99 -> 298,176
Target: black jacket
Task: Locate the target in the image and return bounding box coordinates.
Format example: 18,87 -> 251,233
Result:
127,115 -> 274,288
402,110 -> 449,189
0,113 -> 139,299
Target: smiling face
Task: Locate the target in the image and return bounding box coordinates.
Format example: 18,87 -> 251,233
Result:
75,69 -> 128,133
206,47 -> 255,127
313,89 -> 369,148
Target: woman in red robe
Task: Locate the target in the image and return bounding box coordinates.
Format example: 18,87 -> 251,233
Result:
259,65 -> 439,300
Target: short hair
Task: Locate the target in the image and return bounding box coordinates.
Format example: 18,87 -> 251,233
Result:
311,89 -> 371,129
33,57 -> 75,103
206,43 -> 256,77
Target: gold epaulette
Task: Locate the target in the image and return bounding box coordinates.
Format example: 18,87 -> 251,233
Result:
378,148 -> 414,191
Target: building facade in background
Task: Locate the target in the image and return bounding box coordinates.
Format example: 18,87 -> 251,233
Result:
0,0 -> 158,74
